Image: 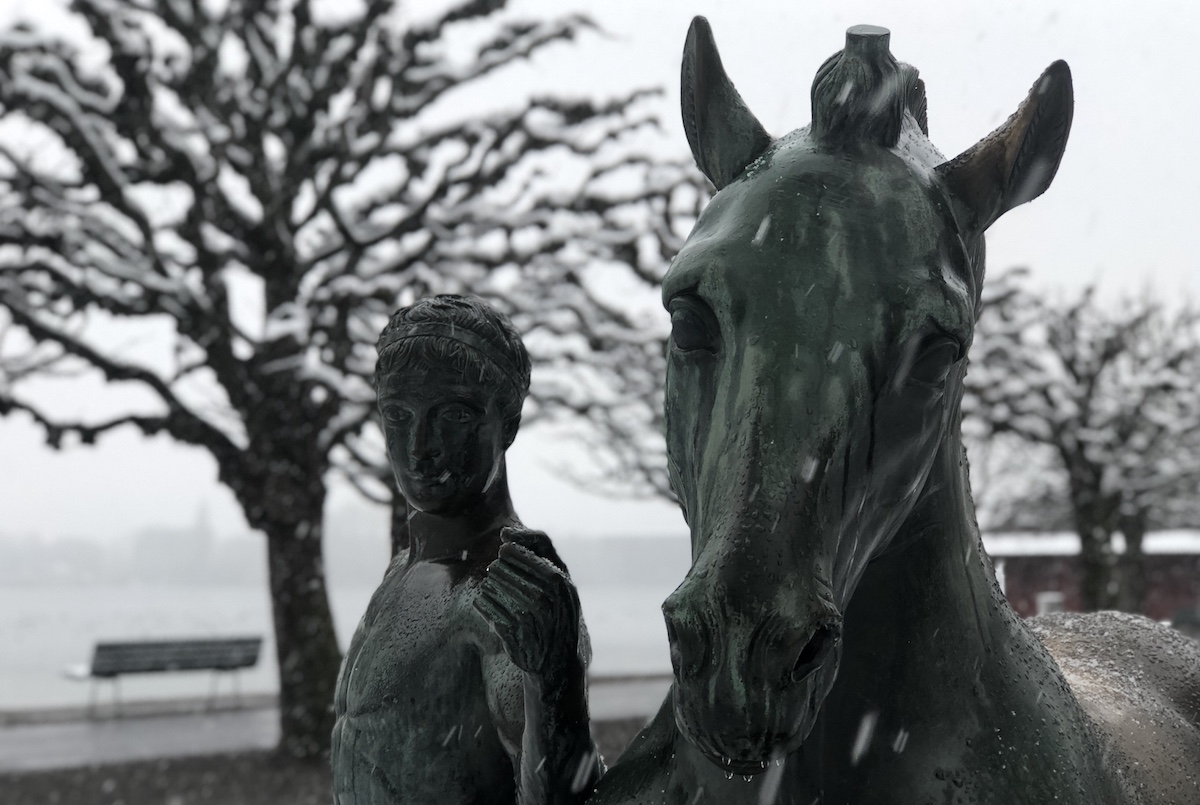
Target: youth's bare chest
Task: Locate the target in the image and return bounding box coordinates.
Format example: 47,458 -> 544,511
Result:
342,559 -> 519,720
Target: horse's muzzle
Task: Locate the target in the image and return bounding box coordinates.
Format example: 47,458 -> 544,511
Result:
663,587 -> 843,770
672,667 -> 831,775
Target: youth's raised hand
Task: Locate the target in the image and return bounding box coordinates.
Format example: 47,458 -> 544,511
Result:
474,527 -> 583,677
475,527 -> 601,804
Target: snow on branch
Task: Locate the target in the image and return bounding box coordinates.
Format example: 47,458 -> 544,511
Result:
0,0 -> 708,507
965,268 -> 1200,530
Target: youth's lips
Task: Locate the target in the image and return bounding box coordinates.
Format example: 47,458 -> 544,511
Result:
406,466 -> 450,484
400,471 -> 455,497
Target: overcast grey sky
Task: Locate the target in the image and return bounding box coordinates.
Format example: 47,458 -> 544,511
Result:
1,0 -> 1197,543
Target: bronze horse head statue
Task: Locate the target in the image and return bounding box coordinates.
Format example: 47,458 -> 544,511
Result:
660,18 -> 1071,769
586,18 -> 1199,805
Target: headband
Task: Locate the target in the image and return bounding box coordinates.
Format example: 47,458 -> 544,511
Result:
380,321 -> 526,390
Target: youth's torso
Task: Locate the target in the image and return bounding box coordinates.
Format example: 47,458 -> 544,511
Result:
332,550 -> 525,804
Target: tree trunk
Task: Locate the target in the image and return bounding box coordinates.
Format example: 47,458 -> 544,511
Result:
1074,500 -> 1121,611
1118,511 -> 1149,614
262,481 -> 343,760
1065,457 -> 1121,612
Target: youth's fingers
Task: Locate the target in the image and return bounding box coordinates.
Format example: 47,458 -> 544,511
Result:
478,581 -> 551,630
483,567 -> 554,616
486,565 -> 580,638
497,541 -> 566,586
473,589 -> 522,636
497,541 -> 555,577
496,545 -> 573,596
489,554 -> 558,597
499,527 -> 549,552
488,551 -> 563,595
474,590 -> 541,670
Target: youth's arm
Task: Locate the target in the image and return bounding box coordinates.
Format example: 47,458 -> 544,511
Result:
475,529 -> 603,804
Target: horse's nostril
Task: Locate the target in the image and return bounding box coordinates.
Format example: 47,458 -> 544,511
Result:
791,625 -> 837,684
665,619 -> 683,670
664,606 -> 709,679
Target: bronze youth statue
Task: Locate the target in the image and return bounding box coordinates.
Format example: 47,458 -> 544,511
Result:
331,295 -> 601,804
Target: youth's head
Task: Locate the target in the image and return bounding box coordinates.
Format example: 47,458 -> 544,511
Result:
375,296 -> 531,514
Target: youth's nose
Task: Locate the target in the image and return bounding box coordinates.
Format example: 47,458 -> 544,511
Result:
410,414 -> 441,461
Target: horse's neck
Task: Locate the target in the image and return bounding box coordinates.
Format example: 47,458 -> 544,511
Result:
817,420 -> 1073,764
845,421 -> 1004,666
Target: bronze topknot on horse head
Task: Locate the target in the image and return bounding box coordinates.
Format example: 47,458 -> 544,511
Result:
660,15 -> 1074,774
810,24 -> 928,147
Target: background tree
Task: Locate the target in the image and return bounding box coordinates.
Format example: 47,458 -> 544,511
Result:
964,268 -> 1200,612
0,0 -> 700,757
962,425 -> 1072,533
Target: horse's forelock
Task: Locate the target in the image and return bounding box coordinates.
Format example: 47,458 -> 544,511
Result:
810,44 -> 928,148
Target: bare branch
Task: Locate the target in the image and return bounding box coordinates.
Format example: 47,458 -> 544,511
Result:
0,392 -> 167,447
965,269 -> 1200,532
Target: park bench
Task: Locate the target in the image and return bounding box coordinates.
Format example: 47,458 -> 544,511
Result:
66,637 -> 262,717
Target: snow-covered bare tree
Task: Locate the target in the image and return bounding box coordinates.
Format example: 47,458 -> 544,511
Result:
964,269 -> 1200,612
0,0 -> 701,757
962,426 -> 1072,533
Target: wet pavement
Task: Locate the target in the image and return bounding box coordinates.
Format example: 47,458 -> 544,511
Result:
0,675 -> 671,772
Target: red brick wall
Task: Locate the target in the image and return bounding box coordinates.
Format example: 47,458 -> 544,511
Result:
997,554 -> 1200,620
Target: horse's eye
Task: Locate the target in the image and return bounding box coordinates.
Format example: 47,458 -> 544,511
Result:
669,296 -> 719,354
906,338 -> 960,388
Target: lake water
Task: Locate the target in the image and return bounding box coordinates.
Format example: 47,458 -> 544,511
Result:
0,581 -> 674,712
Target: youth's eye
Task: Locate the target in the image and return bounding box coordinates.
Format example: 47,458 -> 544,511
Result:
669,295 -> 719,354
380,405 -> 411,424
439,404 -> 476,424
906,337 -> 961,388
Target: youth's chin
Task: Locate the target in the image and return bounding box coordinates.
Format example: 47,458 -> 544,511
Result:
397,479 -> 460,514
407,484 -> 499,517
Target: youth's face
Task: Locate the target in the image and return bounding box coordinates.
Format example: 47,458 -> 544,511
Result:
378,363 -> 509,514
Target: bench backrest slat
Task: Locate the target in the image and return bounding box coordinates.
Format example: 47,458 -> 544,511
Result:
90,638 -> 262,677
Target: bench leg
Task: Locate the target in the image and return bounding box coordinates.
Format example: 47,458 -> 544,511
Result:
207,671 -> 219,712
205,670 -> 245,711
90,678 -> 120,719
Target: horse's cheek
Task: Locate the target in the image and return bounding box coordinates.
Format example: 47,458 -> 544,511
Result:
664,360 -> 712,514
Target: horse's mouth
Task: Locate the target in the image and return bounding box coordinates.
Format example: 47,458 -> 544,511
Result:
679,711 -> 806,777
677,676 -> 822,776
702,753 -> 777,777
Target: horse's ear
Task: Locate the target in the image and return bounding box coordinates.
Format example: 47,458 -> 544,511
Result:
681,16 -> 772,190
937,60 -> 1073,231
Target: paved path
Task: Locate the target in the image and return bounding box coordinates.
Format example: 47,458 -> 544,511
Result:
0,676 -> 671,773
590,675 -> 671,721
0,709 -> 280,772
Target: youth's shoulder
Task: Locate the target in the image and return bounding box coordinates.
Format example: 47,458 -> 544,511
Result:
372,548 -> 410,585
